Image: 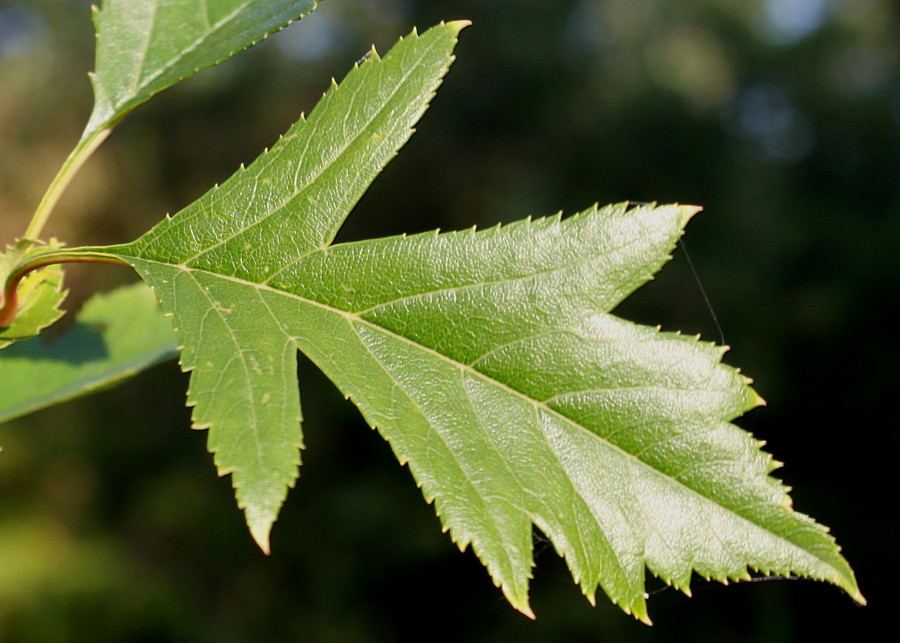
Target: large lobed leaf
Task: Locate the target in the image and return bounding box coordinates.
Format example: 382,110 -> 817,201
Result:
82,22 -> 861,619
84,0 -> 318,139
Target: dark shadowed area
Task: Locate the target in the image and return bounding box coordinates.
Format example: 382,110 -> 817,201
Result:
1,0 -> 896,640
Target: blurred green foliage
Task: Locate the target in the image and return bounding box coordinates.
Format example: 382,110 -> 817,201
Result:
1,0 -> 896,640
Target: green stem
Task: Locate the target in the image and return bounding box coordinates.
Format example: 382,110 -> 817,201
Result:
24,128 -> 112,241
0,247 -> 128,326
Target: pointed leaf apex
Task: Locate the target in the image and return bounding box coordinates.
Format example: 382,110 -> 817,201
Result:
446,20 -> 473,34
680,204 -> 703,224
832,567 -> 865,605
250,518 -> 273,555
515,602 -> 536,620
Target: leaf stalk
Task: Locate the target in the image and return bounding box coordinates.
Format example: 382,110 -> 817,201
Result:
0,247 -> 127,326
24,128 -> 112,242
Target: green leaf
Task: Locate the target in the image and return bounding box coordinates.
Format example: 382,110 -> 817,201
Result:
0,282 -> 176,424
75,21 -> 862,619
0,240 -> 67,349
83,0 -> 318,140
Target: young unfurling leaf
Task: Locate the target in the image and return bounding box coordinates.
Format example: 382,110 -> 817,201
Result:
0,240 -> 67,349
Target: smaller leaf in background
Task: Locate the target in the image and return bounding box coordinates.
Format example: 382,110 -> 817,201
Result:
0,282 -> 176,424
24,1 -> 322,270
0,240 -> 67,349
83,0 -> 319,139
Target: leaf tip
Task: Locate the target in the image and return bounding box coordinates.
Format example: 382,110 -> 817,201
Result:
679,204 -> 703,225
446,20 -> 473,34
249,519 -> 273,555
515,602 -> 536,620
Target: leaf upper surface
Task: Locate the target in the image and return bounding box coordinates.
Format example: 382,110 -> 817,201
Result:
89,22 -> 862,619
84,0 -> 318,139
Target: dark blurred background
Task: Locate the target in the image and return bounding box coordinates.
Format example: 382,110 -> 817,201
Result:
1,0 -> 897,640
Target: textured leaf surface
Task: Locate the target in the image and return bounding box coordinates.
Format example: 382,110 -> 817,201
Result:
84,0 -> 318,138
85,22 -> 861,619
0,282 -> 176,424
0,241 -> 67,349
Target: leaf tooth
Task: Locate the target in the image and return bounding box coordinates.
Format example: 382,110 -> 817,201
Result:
249,515 -> 273,555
